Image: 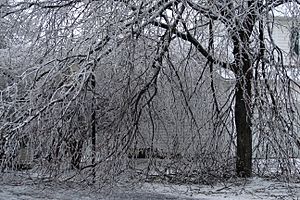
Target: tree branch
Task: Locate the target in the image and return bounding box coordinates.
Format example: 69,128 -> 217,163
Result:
151,20 -> 234,71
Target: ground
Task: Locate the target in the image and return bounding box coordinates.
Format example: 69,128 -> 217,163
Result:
0,176 -> 300,200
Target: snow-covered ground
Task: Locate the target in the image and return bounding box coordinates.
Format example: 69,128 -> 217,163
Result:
0,176 -> 299,200
142,177 -> 300,200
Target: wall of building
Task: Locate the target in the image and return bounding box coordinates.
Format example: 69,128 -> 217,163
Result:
271,16 -> 299,66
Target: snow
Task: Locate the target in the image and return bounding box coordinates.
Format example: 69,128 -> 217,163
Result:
0,175 -> 299,199
0,184 -> 96,200
142,177 -> 300,200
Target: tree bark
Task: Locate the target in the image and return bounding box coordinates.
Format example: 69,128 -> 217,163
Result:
235,77 -> 252,177
70,139 -> 83,170
232,24 -> 254,178
91,72 -> 96,182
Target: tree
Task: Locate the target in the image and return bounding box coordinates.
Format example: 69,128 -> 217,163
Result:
0,0 -> 300,182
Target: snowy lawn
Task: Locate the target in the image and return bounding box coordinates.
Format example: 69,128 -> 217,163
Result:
141,177 -> 300,200
0,174 -> 299,199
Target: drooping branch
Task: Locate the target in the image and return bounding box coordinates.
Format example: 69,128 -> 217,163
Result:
150,20 -> 234,72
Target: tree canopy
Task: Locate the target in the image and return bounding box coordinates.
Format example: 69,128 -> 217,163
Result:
0,0 -> 300,184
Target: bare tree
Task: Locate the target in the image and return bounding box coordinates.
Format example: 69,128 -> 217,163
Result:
0,0 -> 300,184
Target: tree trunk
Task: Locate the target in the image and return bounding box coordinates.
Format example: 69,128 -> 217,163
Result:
235,77 -> 252,177
0,135 -> 6,172
232,28 -> 254,177
70,139 -> 83,170
91,73 -> 96,182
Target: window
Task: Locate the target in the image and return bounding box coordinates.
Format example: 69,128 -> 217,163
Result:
290,27 -> 299,56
